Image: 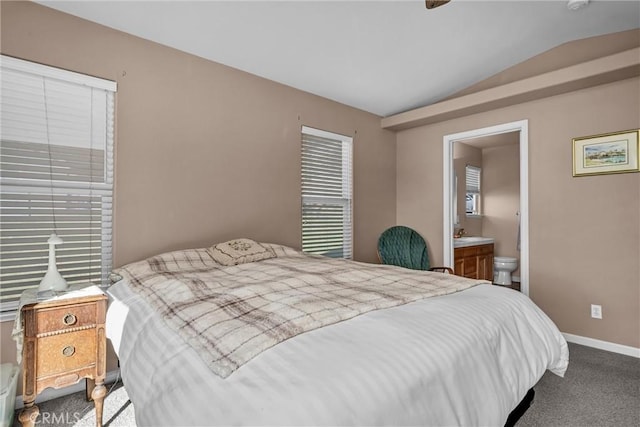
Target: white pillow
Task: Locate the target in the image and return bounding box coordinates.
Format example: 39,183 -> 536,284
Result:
207,238 -> 276,266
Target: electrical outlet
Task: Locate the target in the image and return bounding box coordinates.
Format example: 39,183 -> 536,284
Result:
591,304 -> 602,319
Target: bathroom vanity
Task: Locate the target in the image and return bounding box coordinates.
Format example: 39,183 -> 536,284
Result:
453,237 -> 494,281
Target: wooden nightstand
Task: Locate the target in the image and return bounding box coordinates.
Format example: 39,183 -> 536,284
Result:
18,289 -> 107,427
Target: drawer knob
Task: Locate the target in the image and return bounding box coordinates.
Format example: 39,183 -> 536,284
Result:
62,345 -> 76,357
63,313 -> 77,326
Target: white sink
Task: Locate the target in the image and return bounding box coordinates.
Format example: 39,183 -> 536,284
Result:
453,236 -> 494,248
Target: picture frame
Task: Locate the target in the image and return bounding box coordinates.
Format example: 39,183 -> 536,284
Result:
572,129 -> 639,177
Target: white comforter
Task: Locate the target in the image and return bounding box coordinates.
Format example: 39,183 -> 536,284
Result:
107,280 -> 568,426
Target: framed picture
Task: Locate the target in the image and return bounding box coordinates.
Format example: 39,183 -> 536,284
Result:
572,129 -> 639,177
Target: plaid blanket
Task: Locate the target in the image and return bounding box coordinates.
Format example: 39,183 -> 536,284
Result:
116,244 -> 487,378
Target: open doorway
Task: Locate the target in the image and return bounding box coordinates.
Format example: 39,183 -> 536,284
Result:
443,120 -> 529,295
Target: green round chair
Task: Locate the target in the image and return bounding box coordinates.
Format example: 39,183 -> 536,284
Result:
377,226 -> 453,273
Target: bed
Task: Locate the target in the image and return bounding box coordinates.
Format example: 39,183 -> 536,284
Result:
106,241 -> 568,426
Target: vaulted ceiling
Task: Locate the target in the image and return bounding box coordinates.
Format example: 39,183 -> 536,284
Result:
37,0 -> 640,117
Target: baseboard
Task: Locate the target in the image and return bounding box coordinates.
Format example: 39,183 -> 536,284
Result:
14,369 -> 121,410
563,333 -> 640,358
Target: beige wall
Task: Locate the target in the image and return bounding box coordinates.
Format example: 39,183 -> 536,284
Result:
453,143 -> 483,236
482,143 -> 520,273
0,0 -> 396,375
0,1 -> 396,266
1,1 -> 638,404
448,29 -> 640,99
397,77 -> 640,348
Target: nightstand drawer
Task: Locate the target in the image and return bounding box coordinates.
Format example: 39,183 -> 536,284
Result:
35,303 -> 98,335
36,329 -> 97,378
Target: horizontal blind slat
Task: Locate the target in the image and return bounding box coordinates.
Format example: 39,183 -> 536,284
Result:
466,165 -> 481,192
301,126 -> 352,259
1,56 -> 116,312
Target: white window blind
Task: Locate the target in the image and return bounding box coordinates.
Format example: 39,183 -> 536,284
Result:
465,165 -> 481,215
0,55 -> 116,315
301,126 -> 353,259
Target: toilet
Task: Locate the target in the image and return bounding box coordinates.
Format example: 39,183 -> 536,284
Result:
493,257 -> 518,285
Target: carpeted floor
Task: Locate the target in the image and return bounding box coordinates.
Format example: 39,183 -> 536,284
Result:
518,342 -> 639,426
12,378 -> 136,427
13,342 -> 639,426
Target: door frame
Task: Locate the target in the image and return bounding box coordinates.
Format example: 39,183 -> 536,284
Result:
442,120 -> 529,295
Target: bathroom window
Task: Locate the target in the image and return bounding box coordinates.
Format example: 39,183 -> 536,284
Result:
465,165 -> 481,216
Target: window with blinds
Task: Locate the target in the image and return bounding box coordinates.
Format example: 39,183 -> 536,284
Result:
465,165 -> 481,215
0,55 -> 117,316
301,126 -> 353,259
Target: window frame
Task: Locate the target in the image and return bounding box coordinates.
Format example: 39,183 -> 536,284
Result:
301,126 -> 353,259
0,55 -> 116,320
465,165 -> 482,217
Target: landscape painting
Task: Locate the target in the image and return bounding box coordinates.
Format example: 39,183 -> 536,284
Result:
573,130 -> 639,177
583,140 -> 628,167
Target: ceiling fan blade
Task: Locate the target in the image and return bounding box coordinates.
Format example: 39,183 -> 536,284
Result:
425,0 -> 451,9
